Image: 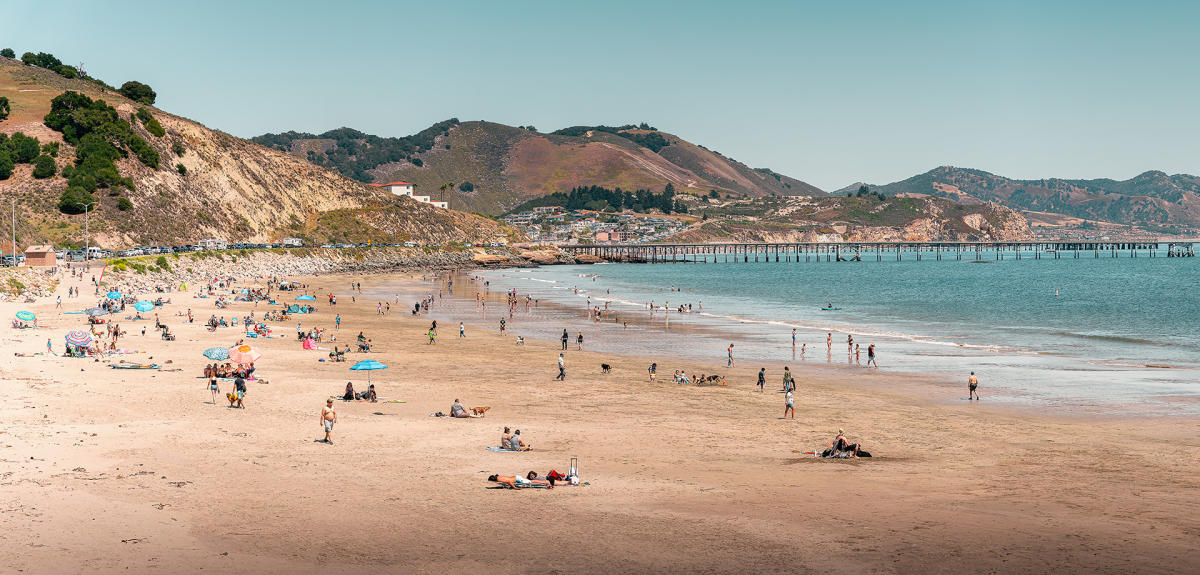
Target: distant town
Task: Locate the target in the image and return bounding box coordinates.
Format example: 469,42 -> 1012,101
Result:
502,206 -> 689,244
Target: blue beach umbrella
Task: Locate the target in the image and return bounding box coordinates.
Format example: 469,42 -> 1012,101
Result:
85,307 -> 109,317
202,347 -> 230,361
134,301 -> 155,312
296,295 -> 316,301
349,359 -> 388,385
15,311 -> 36,322
106,291 -> 123,300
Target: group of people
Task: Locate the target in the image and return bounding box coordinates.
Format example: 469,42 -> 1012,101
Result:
203,362 -> 254,379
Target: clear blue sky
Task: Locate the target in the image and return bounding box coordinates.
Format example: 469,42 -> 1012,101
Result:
3,0 -> 1198,190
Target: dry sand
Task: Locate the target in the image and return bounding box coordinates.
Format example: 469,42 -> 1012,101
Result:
0,265 -> 1196,574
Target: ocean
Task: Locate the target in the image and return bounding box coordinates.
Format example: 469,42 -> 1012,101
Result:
422,248 -> 1194,414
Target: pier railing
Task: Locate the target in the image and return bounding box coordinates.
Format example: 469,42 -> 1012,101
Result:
557,240 -> 1197,263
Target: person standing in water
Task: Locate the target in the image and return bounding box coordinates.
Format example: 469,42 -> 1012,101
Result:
968,371 -> 980,400
792,328 -> 797,348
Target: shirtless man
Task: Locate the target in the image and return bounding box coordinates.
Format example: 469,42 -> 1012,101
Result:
968,371 -> 980,400
321,399 -> 337,444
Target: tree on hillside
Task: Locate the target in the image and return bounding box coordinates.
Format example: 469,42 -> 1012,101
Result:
0,151 -> 13,180
0,96 -> 9,121
118,81 -> 156,105
0,48 -> 14,59
8,132 -> 41,163
32,155 -> 56,179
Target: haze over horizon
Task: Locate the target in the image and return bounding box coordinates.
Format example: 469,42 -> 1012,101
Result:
3,0 -> 1198,190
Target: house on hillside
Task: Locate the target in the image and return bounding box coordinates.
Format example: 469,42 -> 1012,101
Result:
370,182 -> 448,209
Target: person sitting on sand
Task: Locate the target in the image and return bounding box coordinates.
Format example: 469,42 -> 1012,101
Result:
823,429 -> 870,458
367,384 -> 377,403
450,399 -> 480,418
343,381 -> 355,401
501,426 -> 513,450
510,429 -> 531,451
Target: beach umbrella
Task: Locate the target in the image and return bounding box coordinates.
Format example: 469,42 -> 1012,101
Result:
228,344 -> 262,365
65,329 -> 93,347
85,307 -> 109,317
106,290 -> 123,300
296,295 -> 316,301
202,347 -> 230,361
133,301 -> 155,312
15,311 -> 35,322
350,359 -> 388,385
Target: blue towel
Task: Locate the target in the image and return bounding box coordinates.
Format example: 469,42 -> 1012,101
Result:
485,446 -> 520,453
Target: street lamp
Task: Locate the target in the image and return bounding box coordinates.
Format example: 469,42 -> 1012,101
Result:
75,201 -> 97,265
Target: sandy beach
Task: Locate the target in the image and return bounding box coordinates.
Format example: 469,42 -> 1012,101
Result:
1,263 -> 1197,574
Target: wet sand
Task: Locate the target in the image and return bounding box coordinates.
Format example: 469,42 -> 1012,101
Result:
0,267 -> 1196,574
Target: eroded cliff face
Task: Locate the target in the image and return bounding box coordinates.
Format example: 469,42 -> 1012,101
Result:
0,60 -> 516,247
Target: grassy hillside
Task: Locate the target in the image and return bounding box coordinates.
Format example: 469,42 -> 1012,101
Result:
868,166 -> 1200,230
0,56 -> 516,248
256,121 -> 826,216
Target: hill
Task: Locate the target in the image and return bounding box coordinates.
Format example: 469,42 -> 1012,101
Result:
865,166 -> 1200,231
253,121 -> 825,215
671,193 -> 1033,243
0,56 -> 514,248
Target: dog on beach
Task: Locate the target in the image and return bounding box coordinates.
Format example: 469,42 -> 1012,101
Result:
515,336 -> 524,346
471,406 -> 490,417
601,363 -> 611,374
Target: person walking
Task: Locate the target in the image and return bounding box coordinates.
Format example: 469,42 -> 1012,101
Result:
500,318 -> 506,334
576,331 -> 584,351
968,371 -> 980,400
784,389 -> 795,419
335,314 -> 341,331
866,343 -> 878,368
757,368 -> 766,392
727,343 -> 735,367
561,329 -> 569,350
56,295 -> 62,309
208,378 -> 220,404
555,353 -> 566,381
321,398 -> 337,444
782,366 -> 793,392
459,322 -> 466,338
648,362 -> 657,381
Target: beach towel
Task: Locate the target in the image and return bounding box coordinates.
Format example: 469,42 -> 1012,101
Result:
485,446 -> 520,453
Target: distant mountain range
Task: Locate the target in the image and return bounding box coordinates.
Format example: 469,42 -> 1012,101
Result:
254,122 -> 825,215
855,167 -> 1200,230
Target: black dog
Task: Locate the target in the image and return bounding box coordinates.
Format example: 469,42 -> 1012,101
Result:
600,363 -> 611,374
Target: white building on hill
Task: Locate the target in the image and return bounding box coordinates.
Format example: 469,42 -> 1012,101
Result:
371,181 -> 448,209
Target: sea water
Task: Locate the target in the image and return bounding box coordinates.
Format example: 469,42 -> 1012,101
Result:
461,251 -> 1198,414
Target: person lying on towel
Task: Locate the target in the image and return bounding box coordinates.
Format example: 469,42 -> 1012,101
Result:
488,472 -> 552,489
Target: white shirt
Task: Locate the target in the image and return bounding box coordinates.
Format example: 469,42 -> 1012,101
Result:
786,391 -> 794,406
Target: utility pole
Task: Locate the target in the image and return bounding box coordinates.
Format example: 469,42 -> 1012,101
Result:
78,201 -> 97,267
10,199 -> 15,267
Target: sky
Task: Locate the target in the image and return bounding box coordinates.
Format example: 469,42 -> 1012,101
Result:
3,0 -> 1198,190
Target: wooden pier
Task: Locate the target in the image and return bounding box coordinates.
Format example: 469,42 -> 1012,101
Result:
558,239 -> 1197,263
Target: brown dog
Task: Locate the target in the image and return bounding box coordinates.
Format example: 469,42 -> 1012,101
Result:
471,406 -> 490,417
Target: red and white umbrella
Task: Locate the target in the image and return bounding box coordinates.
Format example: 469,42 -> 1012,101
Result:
65,329 -> 93,347
228,344 -> 261,365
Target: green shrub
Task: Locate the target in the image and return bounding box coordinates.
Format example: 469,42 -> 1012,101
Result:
57,187 -> 95,214
118,81 -> 156,105
8,132 -> 41,163
127,135 -> 159,168
175,163 -> 186,176
117,197 -> 133,211
144,117 -> 165,137
135,107 -> 153,123
31,155 -> 55,178
42,141 -> 59,158
0,151 -> 12,179
172,141 -> 185,155
0,96 -> 9,121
